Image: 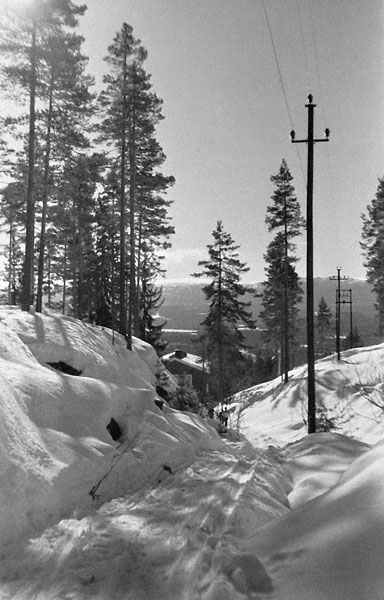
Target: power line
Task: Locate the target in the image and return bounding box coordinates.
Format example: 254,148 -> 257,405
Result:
260,0 -> 294,126
307,0 -> 340,261
308,0 -> 326,124
295,0 -> 313,92
259,0 -> 307,183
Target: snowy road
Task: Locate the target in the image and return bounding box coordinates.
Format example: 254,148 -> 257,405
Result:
0,442 -> 292,600
2,305 -> 384,599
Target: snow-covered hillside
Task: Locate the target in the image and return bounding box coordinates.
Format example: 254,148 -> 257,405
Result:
1,307 -> 384,600
233,344 -> 384,446
0,308 -> 223,549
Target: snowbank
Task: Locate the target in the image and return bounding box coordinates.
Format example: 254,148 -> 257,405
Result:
3,311 -> 384,599
0,308 -> 224,548
231,344 -> 384,445
242,437 -> 384,600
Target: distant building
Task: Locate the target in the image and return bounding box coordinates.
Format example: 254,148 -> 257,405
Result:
162,349 -> 209,398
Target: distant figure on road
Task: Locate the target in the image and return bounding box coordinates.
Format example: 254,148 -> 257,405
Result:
199,405 -> 208,418
221,406 -> 229,428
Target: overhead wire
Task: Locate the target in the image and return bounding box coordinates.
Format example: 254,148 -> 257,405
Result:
295,0 -> 313,93
308,0 -> 326,124
259,0 -> 307,185
259,0 -> 340,269
259,0 -> 336,221
308,0 -> 340,264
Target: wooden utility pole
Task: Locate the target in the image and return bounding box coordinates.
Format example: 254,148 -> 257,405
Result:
340,289 -> 353,349
329,267 -> 349,359
290,95 -> 329,434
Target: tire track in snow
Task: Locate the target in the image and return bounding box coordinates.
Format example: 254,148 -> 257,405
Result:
1,444 -> 291,600
158,447 -> 290,599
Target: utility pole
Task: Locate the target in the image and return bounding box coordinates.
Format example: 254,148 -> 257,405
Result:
290,94 -> 329,434
329,267 -> 349,359
340,288 -> 353,349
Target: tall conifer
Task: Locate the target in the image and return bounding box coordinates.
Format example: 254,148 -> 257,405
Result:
0,0 -> 87,311
361,177 -> 384,336
316,297 -> 332,356
261,159 -> 304,379
194,221 -> 255,404
99,23 -> 174,347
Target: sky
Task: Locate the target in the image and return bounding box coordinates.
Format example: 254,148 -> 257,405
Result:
3,0 -> 382,284
76,0 -> 384,283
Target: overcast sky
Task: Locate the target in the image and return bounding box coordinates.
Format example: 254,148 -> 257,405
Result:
80,1 -> 382,282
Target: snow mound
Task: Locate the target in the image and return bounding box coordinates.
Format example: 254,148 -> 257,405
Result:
2,319 -> 384,599
231,344 -> 384,445
243,437 -> 384,600
0,308 -> 224,548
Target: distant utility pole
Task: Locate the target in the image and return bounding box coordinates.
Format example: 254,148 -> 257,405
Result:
340,289 -> 353,349
329,267 -> 349,360
290,94 -> 330,434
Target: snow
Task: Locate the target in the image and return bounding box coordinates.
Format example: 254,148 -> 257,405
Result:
1,308 -> 384,599
162,350 -> 207,370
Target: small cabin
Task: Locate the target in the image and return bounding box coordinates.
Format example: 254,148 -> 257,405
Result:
162,349 -> 209,397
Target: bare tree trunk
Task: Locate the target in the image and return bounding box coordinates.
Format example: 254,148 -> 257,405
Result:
8,220 -> 13,304
119,42 -> 128,339
62,234 -> 67,314
36,68 -> 54,312
283,196 -> 289,383
21,23 -> 37,311
217,246 -> 224,406
72,228 -> 78,318
127,78 -> 138,348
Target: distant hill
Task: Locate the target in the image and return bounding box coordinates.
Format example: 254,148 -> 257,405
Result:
160,278 -> 379,353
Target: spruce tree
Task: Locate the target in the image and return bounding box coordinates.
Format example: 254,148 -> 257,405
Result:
261,159 -> 304,380
138,250 -> 168,353
193,221 -> 256,405
316,296 -> 332,356
361,177 -> 384,336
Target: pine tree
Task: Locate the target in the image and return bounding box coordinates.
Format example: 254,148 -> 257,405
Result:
361,177 -> 384,336
316,296 -> 332,356
193,221 -> 256,405
0,0 -> 87,311
261,159 -> 304,380
98,23 -> 174,348
35,27 -> 95,312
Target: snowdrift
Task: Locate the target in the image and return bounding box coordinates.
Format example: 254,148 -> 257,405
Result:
242,436 -> 384,600
232,344 -> 384,445
0,308 -> 224,548
3,310 -> 384,599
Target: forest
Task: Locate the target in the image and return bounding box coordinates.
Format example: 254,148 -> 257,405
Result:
0,1 -> 175,352
1,0 -> 384,407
